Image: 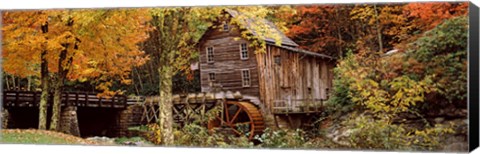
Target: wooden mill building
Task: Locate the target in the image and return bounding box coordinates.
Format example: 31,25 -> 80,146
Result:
196,9 -> 336,128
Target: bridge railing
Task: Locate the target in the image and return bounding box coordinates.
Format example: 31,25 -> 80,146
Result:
272,98 -> 325,114
2,91 -> 128,108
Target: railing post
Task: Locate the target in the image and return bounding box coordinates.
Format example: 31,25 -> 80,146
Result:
99,96 -> 102,107
123,95 -> 128,108
75,92 -> 79,106
112,95 -> 116,108
65,92 -> 69,106
15,91 -> 19,104
85,93 -> 89,107
33,92 -> 37,106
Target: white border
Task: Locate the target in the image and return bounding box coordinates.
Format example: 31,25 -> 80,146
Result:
1,0 -> 478,154
0,0 -> 474,10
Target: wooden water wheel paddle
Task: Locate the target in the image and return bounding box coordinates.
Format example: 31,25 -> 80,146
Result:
207,101 -> 265,140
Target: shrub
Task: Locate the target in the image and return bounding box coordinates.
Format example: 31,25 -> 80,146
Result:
344,113 -> 454,151
405,16 -> 468,105
326,51 -> 358,114
327,16 -> 465,152
173,123 -> 254,148
145,123 -> 162,145
254,128 -> 306,149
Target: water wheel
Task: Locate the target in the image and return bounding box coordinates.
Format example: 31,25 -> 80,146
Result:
207,101 -> 265,140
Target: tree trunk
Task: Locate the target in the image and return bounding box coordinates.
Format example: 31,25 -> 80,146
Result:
50,44 -> 71,131
39,22 -> 50,130
135,68 -> 144,92
373,4 -> 383,52
334,7 -> 343,58
158,65 -> 174,146
49,79 -> 63,131
50,17 -> 76,131
11,75 -> 16,90
5,74 -> 10,90
27,76 -> 31,91
39,49 -> 49,130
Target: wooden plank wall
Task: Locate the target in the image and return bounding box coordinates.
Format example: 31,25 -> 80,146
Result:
198,14 -> 335,112
198,19 -> 260,97
257,45 -> 334,112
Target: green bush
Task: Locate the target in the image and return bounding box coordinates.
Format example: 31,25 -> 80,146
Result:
405,16 -> 468,105
344,113 -> 454,151
254,128 -> 306,149
173,123 -> 254,148
326,51 -> 358,114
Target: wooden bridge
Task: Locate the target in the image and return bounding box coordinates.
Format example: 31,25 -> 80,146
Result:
2,91 -> 131,108
1,90 -> 145,138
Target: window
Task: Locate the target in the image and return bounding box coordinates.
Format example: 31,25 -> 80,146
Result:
241,69 -> 250,87
326,88 -> 330,99
274,55 -> 281,65
208,72 -> 215,81
223,21 -> 229,31
240,43 -> 248,60
206,47 -> 214,63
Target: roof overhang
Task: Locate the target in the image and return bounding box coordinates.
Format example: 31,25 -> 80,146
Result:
266,42 -> 337,60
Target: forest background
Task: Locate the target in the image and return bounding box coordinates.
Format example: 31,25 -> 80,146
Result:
1,2 -> 469,151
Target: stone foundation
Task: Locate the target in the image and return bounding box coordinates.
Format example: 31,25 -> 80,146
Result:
1,109 -> 8,129
112,105 -> 144,137
59,106 -> 80,136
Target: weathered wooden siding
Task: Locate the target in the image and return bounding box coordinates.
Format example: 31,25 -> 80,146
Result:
256,45 -> 334,112
197,13 -> 335,113
198,20 -> 260,97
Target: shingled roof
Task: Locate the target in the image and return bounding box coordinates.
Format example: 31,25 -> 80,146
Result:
224,9 -> 299,48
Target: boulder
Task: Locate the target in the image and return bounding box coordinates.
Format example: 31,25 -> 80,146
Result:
434,117 -> 445,123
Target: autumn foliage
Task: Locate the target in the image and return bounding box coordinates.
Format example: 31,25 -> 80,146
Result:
328,12 -> 467,151
2,9 -> 152,95
0,2 -> 470,151
2,9 -> 152,130
286,2 -> 468,58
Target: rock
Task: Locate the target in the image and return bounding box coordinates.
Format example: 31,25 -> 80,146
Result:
121,140 -> 151,146
443,142 -> 468,152
434,117 -> 445,123
122,141 -> 136,146
86,136 -> 115,145
407,113 -> 417,119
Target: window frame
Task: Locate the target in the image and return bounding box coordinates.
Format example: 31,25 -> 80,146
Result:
241,69 -> 251,87
239,43 -> 248,60
223,21 -> 229,31
274,55 -> 281,65
208,72 -> 216,81
206,46 -> 214,63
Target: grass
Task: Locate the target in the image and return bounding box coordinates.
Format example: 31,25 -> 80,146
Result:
0,129 -> 98,145
127,125 -> 149,131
